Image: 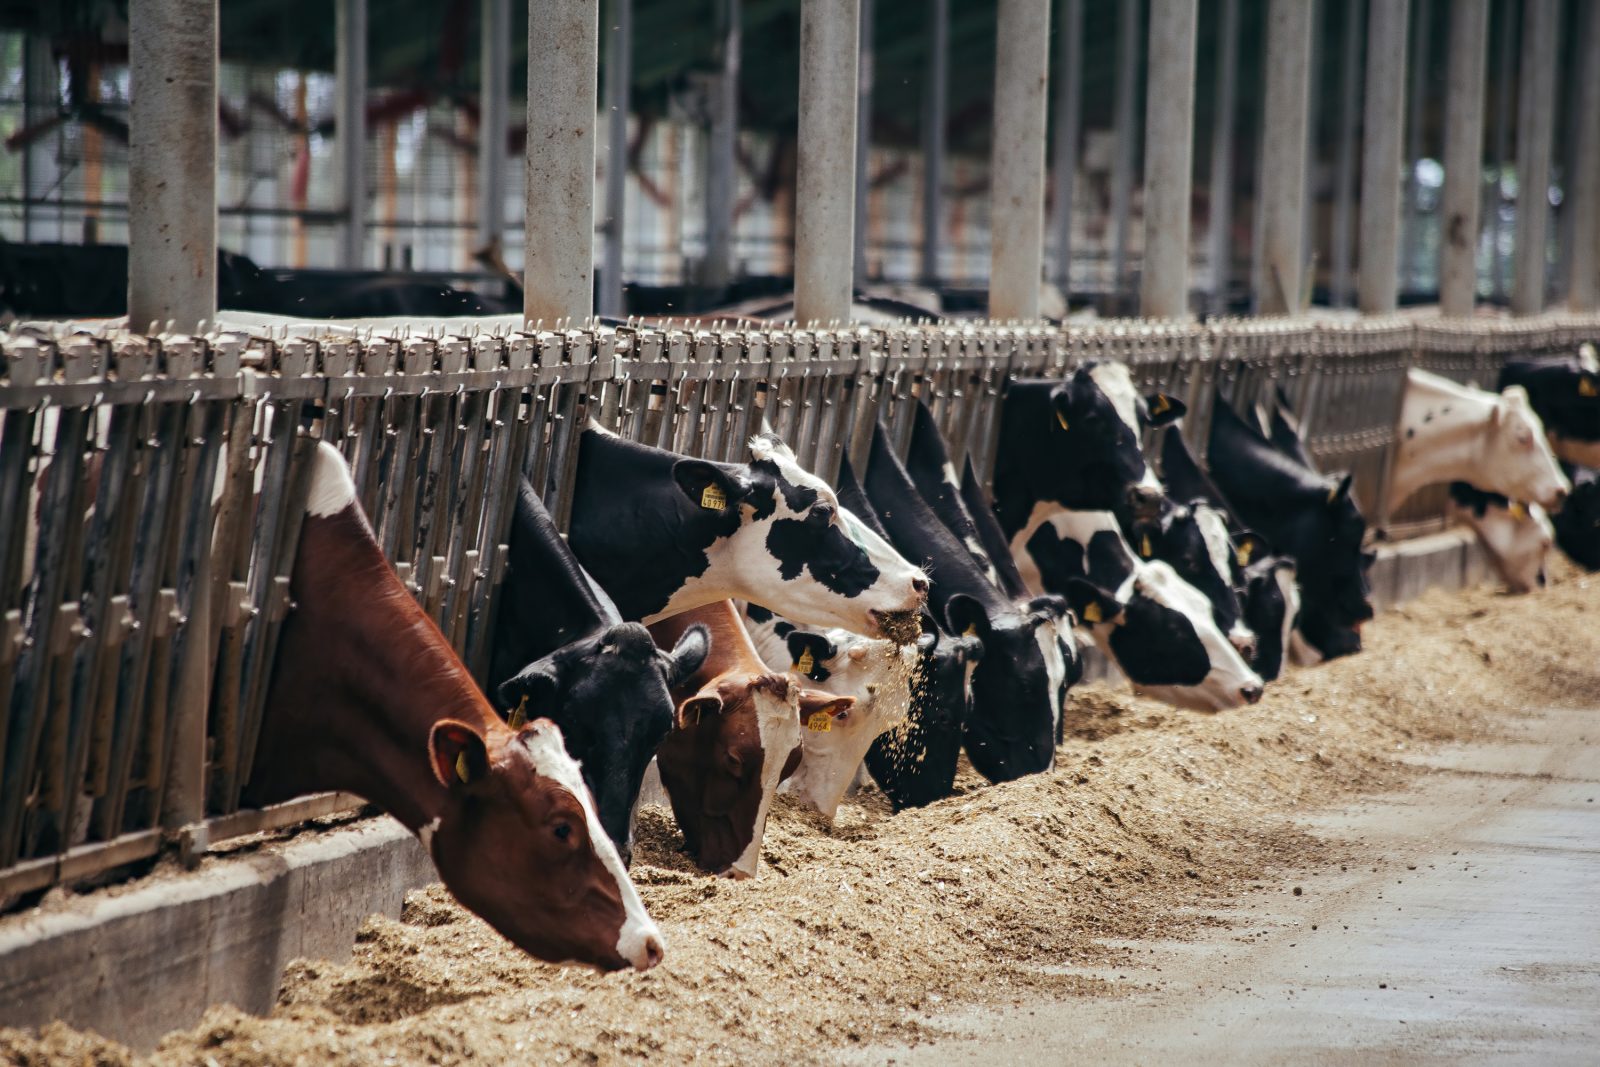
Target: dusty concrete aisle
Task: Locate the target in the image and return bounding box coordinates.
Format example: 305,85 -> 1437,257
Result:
851,703 -> 1600,1066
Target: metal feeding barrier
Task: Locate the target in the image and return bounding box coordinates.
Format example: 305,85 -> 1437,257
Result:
0,311 -> 1596,903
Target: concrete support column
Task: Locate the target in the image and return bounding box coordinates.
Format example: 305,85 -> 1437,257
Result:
920,0 -> 948,286
988,0 -> 1052,321
600,0 -> 632,318
1400,0 -> 1431,292
335,0 -> 367,269
525,1 -> 599,324
1491,0 -> 1517,302
1330,0 -> 1363,308
854,0 -> 875,289
1206,0 -> 1239,313
1357,0 -> 1409,315
1257,0 -> 1313,315
1052,0 -> 1084,295
127,0 -> 217,330
1110,0 -> 1141,298
477,0 -> 510,251
1140,0 -> 1198,319
1513,0 -> 1559,316
1567,0 -> 1600,310
704,0 -> 740,292
794,0 -> 861,326
1439,0 -> 1489,317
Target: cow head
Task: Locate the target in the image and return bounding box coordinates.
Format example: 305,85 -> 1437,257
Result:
1499,355 -> 1600,468
1447,482 -> 1553,594
1240,553 -> 1301,682
423,717 -> 664,972
1122,496 -> 1258,661
779,627 -> 917,819
864,621 -> 984,810
1552,465 -> 1600,569
653,670 -> 802,878
496,622 -> 708,865
1287,473 -> 1376,630
1478,386 -> 1570,511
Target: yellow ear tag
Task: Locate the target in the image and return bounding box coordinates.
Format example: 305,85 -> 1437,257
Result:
1581,377 -> 1598,398
701,484 -> 727,511
454,750 -> 472,784
795,648 -> 815,675
1139,534 -> 1153,558
1509,502 -> 1528,520
1082,602 -> 1103,624
1327,485 -> 1339,505
963,623 -> 979,638
1055,410 -> 1069,432
1153,394 -> 1172,414
508,695 -> 529,729
1236,542 -> 1254,568
806,710 -> 833,732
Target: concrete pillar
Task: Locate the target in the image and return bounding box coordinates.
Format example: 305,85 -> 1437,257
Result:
600,0 -> 632,318
920,0 -> 949,286
794,0 -> 861,326
1052,0 -> 1084,295
477,0 -> 510,250
1439,0 -> 1489,317
127,0 -> 217,330
1491,0 -> 1516,302
1111,0 -> 1141,298
1330,0 -> 1362,308
1206,0 -> 1239,314
704,0 -> 740,291
1257,0 -> 1313,315
1302,0 -> 1321,270
1357,0 -> 1409,315
1400,0 -> 1431,292
854,0 -> 875,289
1513,0 -> 1559,316
988,0 -> 1052,321
335,0 -> 367,269
1567,0 -> 1600,310
1140,0 -> 1198,319
525,0 -> 599,324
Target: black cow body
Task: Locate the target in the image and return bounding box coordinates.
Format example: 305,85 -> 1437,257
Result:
1552,463 -> 1600,569
1499,355 -> 1600,467
490,480 -> 708,861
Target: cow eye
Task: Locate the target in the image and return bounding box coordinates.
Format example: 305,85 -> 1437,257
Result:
812,504 -> 836,524
553,821 -> 573,842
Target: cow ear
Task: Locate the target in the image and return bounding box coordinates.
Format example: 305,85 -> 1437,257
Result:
1063,579 -> 1124,626
664,624 -> 710,688
675,691 -> 724,730
1232,532 -> 1272,569
429,720 -> 490,790
798,692 -> 854,728
785,630 -> 835,679
1326,473 -> 1354,506
943,593 -> 992,640
1145,392 -> 1187,426
1048,384 -> 1076,432
673,459 -> 747,514
496,661 -> 560,721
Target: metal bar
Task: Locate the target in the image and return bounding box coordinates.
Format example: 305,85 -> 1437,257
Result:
478,0 -> 511,253
1567,0 -> 1600,310
921,0 -> 949,287
989,0 -> 1052,321
794,0 -> 861,327
1259,0 -> 1314,315
854,0 -> 875,290
1140,0 -> 1199,319
1330,0 -> 1364,308
1358,0 -> 1410,314
1440,0 -> 1491,317
1402,0 -> 1432,293
1052,0 -> 1084,298
336,0 -> 367,268
1111,0 -> 1141,302
600,0 -> 633,319
1492,0 -> 1517,303
704,0 -> 742,294
1207,0 -> 1241,315
1513,0 -> 1559,315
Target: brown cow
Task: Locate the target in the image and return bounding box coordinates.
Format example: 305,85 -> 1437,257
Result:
648,601 -> 851,878
245,442 -> 663,971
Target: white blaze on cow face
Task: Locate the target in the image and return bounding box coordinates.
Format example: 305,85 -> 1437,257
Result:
727,685 -> 803,879
1452,497 -> 1554,594
1191,503 -> 1257,657
1122,562 -> 1266,712
1086,362 -> 1163,497
1033,622 -> 1069,738
1273,561 -> 1302,665
517,720 -> 665,971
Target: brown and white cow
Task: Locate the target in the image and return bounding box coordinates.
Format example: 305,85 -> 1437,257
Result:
648,601 -> 851,877
245,443 -> 663,972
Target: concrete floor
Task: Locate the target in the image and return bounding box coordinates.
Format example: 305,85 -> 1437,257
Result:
848,704 -> 1600,1066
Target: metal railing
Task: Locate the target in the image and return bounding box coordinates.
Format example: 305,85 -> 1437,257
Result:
2,310 -> 1596,903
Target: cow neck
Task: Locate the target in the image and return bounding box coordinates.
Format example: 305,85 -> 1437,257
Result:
991,385 -> 1055,537
650,600 -> 761,694
1208,398 -> 1331,513
907,402 -> 1008,592
1160,428 -> 1237,520
1387,375 -> 1495,510
248,507 -> 500,833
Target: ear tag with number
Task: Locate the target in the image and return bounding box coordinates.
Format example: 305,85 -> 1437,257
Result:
508,694 -> 529,729
1082,602 -> 1103,624
1055,410 -> 1070,432
806,710 -> 833,733
455,750 -> 472,784
1236,542 -> 1254,567
701,484 -> 727,511
1139,534 -> 1153,558
795,648 -> 815,675
1581,377 -> 1598,398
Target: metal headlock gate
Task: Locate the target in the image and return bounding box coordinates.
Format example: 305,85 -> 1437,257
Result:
1,311 -> 1596,903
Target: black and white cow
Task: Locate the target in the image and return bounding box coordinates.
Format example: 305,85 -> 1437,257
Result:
490,480 -> 710,863
567,426 -> 927,638
864,424 -> 1067,782
1446,482 -> 1553,593
1499,348 -> 1600,468
1552,462 -> 1600,570
1205,393 -> 1375,660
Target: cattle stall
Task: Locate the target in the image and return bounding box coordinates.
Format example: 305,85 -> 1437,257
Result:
0,310 -> 1595,904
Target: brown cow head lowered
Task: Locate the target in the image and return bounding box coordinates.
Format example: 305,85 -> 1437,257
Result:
249,442 -> 662,972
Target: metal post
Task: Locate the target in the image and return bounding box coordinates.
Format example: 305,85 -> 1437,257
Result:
1357,0 -> 1409,315
1302,0 -> 1321,274
1330,0 -> 1363,308
1401,0 -> 1431,292
1258,0 -> 1313,315
1439,0 -> 1490,317
1140,0 -> 1198,319
1207,0 -> 1239,313
477,0 -> 510,251
704,0 -> 740,292
989,0 -> 1052,321
920,0 -> 949,287
794,0 -> 861,327
1513,0 -> 1559,315
1052,0 -> 1084,297
127,0 -> 218,330
854,0 -> 875,289
1111,0 -> 1141,300
525,1 -> 599,324
1567,0 -> 1600,310
335,0 -> 367,269
600,0 -> 632,318
1492,0 -> 1516,302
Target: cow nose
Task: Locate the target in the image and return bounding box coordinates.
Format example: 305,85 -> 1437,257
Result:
1231,634 -> 1258,662
1240,684 -> 1263,705
1550,486 -> 1570,511
1126,484 -> 1163,517
912,576 -> 930,596
638,933 -> 665,971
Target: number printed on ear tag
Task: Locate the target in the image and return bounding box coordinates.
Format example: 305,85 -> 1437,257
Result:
701,484 -> 727,510
796,648 -> 815,675
806,711 -> 833,732
1082,602 -> 1103,624
1236,542 -> 1254,567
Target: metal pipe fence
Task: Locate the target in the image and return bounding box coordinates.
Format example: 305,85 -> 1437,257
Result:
2,310 -> 1596,903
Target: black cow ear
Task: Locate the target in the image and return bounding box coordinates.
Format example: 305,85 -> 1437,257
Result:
1048,385 -> 1076,432
1063,579 -> 1124,626
1361,549 -> 1378,570
673,459 -> 747,514
943,593 -> 993,640
496,660 -> 561,718
1232,532 -> 1272,569
429,720 -> 490,790
1027,593 -> 1071,621
1145,392 -> 1187,426
785,630 -> 835,679
1326,472 -> 1354,506
664,624 -> 710,688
